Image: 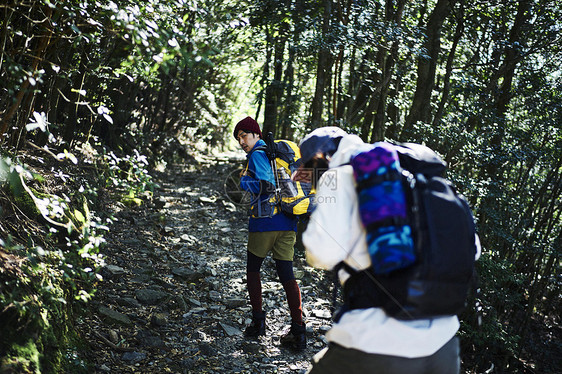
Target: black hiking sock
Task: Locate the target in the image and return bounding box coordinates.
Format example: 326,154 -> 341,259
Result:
247,271 -> 262,314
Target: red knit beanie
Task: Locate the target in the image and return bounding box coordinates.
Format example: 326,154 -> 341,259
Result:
233,116 -> 262,139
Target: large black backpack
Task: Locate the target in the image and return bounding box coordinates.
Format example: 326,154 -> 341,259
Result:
337,142 -> 478,320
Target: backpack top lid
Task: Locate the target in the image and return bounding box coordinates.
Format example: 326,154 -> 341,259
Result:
260,135 -> 303,174
392,142 -> 447,177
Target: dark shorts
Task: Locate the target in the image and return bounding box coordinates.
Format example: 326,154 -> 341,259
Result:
247,231 -> 296,261
307,337 -> 460,374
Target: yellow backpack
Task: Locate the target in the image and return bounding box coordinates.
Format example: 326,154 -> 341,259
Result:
248,135 -> 315,217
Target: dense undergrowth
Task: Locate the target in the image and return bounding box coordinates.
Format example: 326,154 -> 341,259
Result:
0,136 -> 156,373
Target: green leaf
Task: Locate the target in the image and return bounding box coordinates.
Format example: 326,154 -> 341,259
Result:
74,209 -> 85,224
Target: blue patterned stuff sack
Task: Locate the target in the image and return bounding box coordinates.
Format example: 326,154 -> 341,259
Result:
351,143 -> 416,274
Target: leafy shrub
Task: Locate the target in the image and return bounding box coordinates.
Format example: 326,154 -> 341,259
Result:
0,137 -> 154,372
459,252 -> 525,372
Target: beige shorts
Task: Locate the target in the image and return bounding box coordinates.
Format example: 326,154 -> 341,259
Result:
247,231 -> 296,261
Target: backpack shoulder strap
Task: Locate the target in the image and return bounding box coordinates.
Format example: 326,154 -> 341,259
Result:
252,145 -> 267,154
334,261 -> 358,275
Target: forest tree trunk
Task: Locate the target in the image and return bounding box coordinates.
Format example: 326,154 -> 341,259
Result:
309,0 -> 332,129
401,0 -> 451,140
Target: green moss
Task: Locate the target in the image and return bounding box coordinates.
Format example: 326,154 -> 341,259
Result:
1,339 -> 41,374
0,256 -> 93,374
13,189 -> 41,220
122,196 -> 143,207
0,306 -> 92,374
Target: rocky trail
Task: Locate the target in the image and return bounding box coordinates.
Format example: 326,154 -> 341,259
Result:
77,153 -> 336,373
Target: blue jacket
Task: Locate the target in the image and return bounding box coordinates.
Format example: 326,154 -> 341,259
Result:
240,139 -> 297,232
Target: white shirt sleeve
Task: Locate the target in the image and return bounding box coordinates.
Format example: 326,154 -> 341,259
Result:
303,166 -> 370,272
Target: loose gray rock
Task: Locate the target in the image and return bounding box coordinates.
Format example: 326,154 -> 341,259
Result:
171,267 -> 204,282
108,329 -> 119,344
106,264 -> 126,275
115,297 -> 141,308
135,289 -> 168,305
98,306 -> 132,326
219,322 -> 242,336
121,351 -> 146,363
199,196 -> 216,204
198,342 -> 216,356
137,330 -> 164,348
180,234 -> 198,245
151,312 -> 168,327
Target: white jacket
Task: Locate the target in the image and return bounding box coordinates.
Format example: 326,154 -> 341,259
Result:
302,134 -> 460,358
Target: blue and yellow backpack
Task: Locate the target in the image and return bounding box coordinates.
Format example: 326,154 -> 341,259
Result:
247,133 -> 315,218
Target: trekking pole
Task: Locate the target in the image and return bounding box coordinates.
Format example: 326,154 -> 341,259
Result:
266,132 -> 281,201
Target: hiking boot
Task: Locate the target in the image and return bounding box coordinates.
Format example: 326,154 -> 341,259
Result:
280,321 -> 306,351
245,311 -> 266,338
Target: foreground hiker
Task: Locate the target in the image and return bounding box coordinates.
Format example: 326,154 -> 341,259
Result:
297,127 -> 480,374
233,116 -> 306,351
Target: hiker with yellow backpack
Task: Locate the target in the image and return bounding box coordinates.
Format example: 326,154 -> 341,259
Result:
233,116 -> 314,351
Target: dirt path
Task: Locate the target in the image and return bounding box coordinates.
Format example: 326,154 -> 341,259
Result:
77,153 -> 335,373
